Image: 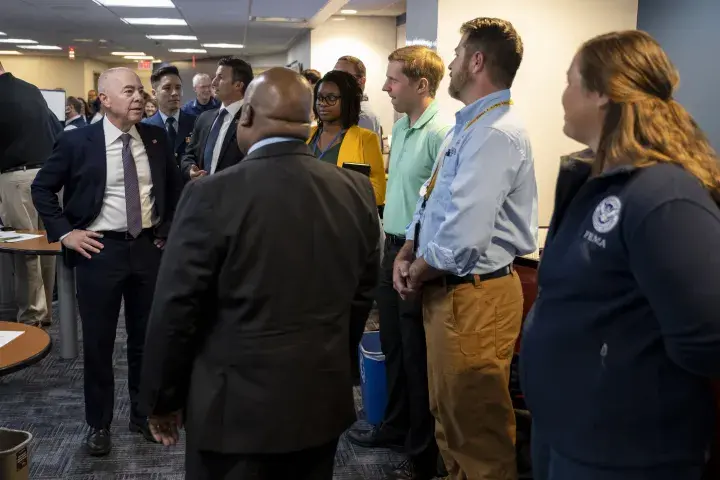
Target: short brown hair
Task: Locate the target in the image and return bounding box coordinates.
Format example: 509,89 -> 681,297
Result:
460,17 -> 523,89
337,55 -> 366,78
388,46 -> 445,97
578,30 -> 720,194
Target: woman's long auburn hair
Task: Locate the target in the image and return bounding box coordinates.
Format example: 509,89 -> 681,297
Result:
579,30 -> 720,196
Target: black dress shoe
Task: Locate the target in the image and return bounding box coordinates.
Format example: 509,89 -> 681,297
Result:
85,428 -> 111,456
383,459 -> 437,480
346,424 -> 405,450
129,421 -> 160,444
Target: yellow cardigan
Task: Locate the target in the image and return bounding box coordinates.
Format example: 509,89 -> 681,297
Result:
308,125 -> 386,206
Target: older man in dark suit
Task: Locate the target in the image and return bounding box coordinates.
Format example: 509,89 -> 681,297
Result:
32,67 -> 182,456
140,67 -> 380,480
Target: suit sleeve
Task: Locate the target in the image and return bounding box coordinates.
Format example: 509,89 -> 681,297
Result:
180,114 -> 204,182
627,199 -> 720,377
361,131 -> 387,206
140,180 -> 224,415
31,135 -> 74,242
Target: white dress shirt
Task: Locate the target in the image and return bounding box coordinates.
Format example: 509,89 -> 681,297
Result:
87,117 -> 157,232
209,100 -> 243,174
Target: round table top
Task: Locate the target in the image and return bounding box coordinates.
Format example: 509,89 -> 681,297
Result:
0,230 -> 60,255
0,321 -> 52,376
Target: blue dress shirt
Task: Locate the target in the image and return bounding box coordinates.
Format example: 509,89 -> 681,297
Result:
159,110 -> 180,133
406,89 -> 538,275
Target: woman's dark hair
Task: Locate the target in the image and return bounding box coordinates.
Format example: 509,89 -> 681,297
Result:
313,70 -> 362,130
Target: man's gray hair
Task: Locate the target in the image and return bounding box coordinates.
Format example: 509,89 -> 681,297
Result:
98,67 -> 137,94
192,73 -> 212,88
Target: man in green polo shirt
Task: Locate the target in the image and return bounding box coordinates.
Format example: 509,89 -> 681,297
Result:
346,45 -> 449,480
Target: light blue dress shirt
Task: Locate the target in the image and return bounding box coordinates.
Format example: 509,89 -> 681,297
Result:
247,137 -> 302,155
358,101 -> 382,137
159,110 -> 180,133
406,89 -> 538,276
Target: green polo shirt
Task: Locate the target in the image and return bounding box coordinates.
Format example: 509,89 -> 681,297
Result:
383,101 -> 450,236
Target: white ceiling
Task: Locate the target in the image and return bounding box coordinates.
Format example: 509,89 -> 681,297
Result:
0,0 -> 405,63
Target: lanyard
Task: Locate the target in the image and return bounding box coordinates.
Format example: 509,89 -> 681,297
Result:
312,128 -> 345,159
422,100 -> 512,201
414,99 -> 512,254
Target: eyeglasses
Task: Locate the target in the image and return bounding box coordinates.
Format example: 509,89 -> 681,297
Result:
316,94 -> 341,106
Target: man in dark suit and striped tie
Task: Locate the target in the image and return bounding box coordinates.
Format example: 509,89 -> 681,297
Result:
31,67 -> 182,457
180,57 -> 252,181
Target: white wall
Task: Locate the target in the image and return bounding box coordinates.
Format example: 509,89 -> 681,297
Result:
311,16 -> 398,136
396,23 -> 406,48
287,32 -> 311,70
435,0 -> 638,230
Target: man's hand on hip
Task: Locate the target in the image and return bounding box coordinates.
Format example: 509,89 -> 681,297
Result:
61,230 -> 104,259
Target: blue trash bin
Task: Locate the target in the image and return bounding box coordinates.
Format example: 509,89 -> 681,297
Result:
359,330 -> 387,425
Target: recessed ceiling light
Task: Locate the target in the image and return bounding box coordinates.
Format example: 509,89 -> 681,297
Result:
93,0 -> 174,7
201,43 -> 244,49
249,16 -> 305,23
0,39 -> 38,44
146,34 -> 197,41
121,18 -> 187,26
168,48 -> 206,53
111,51 -> 145,56
124,55 -> 154,60
340,9 -> 357,14
0,51 -> 22,55
19,45 -> 62,50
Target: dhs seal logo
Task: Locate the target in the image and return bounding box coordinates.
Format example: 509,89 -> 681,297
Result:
592,196 -> 622,233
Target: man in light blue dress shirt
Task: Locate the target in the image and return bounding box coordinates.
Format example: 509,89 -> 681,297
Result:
394,18 -> 538,480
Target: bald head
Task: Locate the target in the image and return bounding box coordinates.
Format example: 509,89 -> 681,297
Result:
236,67 -> 314,153
98,67 -> 145,131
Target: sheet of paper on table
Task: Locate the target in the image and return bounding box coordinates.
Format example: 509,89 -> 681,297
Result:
0,231 -> 43,243
0,331 -> 24,348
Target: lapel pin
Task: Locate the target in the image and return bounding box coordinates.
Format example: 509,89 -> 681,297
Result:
152,139 -> 157,144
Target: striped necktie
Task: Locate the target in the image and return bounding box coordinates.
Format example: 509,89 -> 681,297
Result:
121,133 -> 143,237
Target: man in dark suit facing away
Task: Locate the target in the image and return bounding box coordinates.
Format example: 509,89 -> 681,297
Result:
180,56 -> 252,182
142,64 -> 196,163
139,67 -> 380,480
31,67 -> 182,456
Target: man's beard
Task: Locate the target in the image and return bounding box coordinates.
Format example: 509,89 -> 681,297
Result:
449,60 -> 470,100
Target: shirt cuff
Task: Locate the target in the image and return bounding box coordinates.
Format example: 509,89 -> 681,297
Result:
59,232 -> 71,242
421,241 -> 458,274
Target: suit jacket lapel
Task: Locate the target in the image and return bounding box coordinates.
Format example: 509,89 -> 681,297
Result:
87,122 -> 108,201
217,108 -> 241,166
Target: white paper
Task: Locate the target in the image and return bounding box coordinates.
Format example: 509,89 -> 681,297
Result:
0,331 -> 24,348
0,231 -> 43,243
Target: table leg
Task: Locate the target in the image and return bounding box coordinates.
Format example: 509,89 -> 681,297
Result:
56,258 -> 78,359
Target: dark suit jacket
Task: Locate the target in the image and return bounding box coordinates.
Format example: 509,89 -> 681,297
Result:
0,73 -> 60,172
179,106 -> 244,181
142,110 -> 197,163
31,121 -> 183,245
140,140 -> 380,454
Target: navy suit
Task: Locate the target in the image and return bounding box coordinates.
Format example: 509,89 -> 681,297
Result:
31,120 -> 182,431
142,110 -> 196,164
65,115 -> 87,130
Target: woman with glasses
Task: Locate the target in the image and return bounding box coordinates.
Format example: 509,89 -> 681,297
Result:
307,70 -> 386,207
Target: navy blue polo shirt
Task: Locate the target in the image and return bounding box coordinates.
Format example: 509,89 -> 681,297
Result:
181,97 -> 220,117
521,161 -> 720,470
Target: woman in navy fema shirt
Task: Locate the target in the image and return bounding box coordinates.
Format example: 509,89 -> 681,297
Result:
521,30 -> 720,480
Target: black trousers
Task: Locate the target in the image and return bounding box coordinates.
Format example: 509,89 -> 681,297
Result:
75,233 -> 161,429
377,237 -> 437,462
186,438 -> 339,480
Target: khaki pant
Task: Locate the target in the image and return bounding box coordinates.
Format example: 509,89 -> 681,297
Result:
0,168 -> 55,325
423,271 -> 523,480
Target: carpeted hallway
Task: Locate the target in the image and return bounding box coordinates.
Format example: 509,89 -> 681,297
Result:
0,305 -> 403,479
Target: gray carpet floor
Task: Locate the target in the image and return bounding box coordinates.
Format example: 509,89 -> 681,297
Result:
0,305 -> 405,479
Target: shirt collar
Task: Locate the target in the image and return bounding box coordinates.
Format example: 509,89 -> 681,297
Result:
455,89 -> 511,126
409,100 -> 440,130
66,113 -> 82,124
221,99 -> 243,118
247,137 -> 301,155
103,116 -> 141,147
159,110 -> 180,125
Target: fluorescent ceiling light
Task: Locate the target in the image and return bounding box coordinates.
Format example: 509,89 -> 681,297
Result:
168,48 -> 206,53
19,45 -> 62,50
111,51 -> 145,56
202,43 -> 244,49
340,9 -> 357,14
93,0 -> 174,6
249,16 -> 305,23
147,34 -> 197,41
121,18 -> 187,26
124,55 -> 154,60
73,38 -> 94,43
0,32 -> 6,36
0,51 -> 22,55
0,39 -> 37,44
152,59 -> 163,63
